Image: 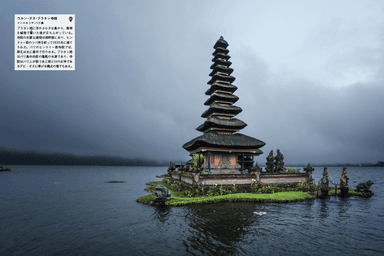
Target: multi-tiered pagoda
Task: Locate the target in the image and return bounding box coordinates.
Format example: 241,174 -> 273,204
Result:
183,36 -> 266,175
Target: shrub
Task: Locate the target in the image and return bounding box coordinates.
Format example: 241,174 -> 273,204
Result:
195,186 -> 205,196
286,168 -> 301,174
251,181 -> 261,193
184,190 -> 192,198
231,184 -> 238,194
207,187 -> 216,197
311,184 -> 319,191
274,185 -> 281,193
218,185 -> 226,196
295,182 -> 307,192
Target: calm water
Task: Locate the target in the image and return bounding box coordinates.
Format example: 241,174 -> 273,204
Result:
1,165 -> 383,255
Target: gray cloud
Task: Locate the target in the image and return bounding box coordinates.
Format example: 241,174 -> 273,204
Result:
1,0 -> 383,165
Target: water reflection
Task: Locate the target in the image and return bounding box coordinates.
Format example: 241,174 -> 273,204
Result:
320,199 -> 330,218
143,166 -> 384,255
183,202 -> 267,255
153,205 -> 172,222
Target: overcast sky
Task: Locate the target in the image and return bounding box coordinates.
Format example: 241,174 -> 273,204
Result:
1,0 -> 383,165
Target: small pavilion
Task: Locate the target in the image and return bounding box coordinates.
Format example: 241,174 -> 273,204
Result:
183,37 -> 265,175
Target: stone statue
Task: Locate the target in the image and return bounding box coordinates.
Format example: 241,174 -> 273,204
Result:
356,180 -> 374,192
322,167 -> 329,188
167,161 -> 175,175
265,150 -> 275,173
322,166 -> 328,176
340,173 -> 348,188
251,162 -> 262,182
304,163 -> 315,193
320,174 -> 329,190
252,162 -> 262,173
304,163 -> 314,175
153,185 -> 171,203
274,149 -> 285,173
339,167 -> 349,197
319,168 -> 329,198
341,166 -> 349,182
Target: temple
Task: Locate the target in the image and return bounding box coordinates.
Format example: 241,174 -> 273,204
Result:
182,36 -> 266,175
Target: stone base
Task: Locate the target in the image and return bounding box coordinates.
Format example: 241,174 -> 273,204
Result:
340,188 -> 349,197
318,189 -> 329,198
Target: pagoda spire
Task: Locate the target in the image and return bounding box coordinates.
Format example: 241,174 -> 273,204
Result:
197,36 -> 247,135
182,37 -> 265,175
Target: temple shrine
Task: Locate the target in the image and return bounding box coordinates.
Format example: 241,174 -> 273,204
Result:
182,36 -> 266,175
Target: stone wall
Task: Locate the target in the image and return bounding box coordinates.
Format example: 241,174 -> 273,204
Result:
181,176 -> 193,184
260,176 -> 307,185
171,173 -> 309,186
171,173 -> 308,188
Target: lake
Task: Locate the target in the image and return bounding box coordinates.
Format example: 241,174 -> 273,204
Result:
1,165 -> 383,255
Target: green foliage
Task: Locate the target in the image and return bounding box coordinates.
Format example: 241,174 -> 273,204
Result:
193,154 -> 204,166
285,168 -> 301,174
201,171 -> 208,175
184,190 -> 192,198
231,184 -> 238,194
251,182 -> 260,192
296,182 -> 307,191
218,185 -> 226,196
274,186 -> 282,193
312,184 -> 320,191
137,180 -> 320,206
260,185 -> 274,194
206,188 -> 215,197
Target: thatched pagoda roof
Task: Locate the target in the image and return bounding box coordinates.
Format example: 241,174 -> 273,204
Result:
204,92 -> 239,105
213,47 -> 229,55
209,65 -> 234,76
213,37 -> 229,49
183,131 -> 265,151
201,103 -> 242,117
207,74 -> 236,85
210,59 -> 232,69
205,82 -> 238,95
212,53 -> 230,61
196,117 -> 247,132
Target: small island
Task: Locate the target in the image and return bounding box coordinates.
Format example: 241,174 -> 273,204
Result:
137,167 -> 373,206
137,177 -> 317,206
